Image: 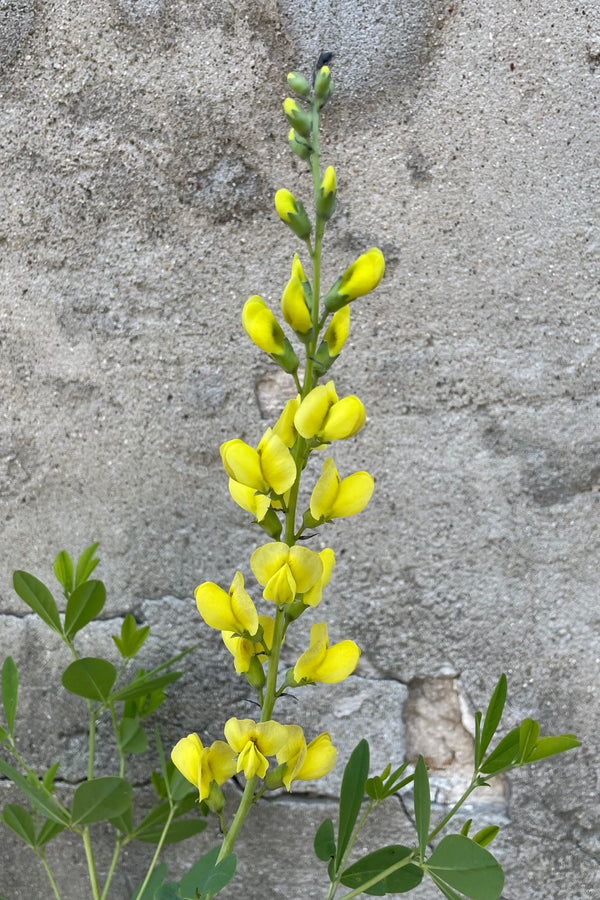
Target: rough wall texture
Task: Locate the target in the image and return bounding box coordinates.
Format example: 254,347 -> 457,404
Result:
1,0 -> 599,897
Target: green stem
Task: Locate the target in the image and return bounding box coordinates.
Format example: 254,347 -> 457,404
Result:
216,775 -> 257,862
82,826 -> 101,900
99,835 -> 122,900
130,806 -> 176,900
426,778 -> 479,843
87,702 -> 96,781
39,852 -> 63,900
333,853 -> 417,900
261,607 -> 286,721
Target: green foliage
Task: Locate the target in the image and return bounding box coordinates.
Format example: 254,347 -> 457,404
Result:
336,738 -> 369,871
341,846 -> 423,895
425,835 -> 504,900
53,550 -> 74,596
113,613 -> 150,658
64,580 -> 106,639
62,657 -> 117,701
71,777 -> 133,826
13,570 -> 63,636
1,657 -> 18,737
413,756 -> 430,862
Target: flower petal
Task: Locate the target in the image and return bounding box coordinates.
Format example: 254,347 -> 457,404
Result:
295,733 -> 337,781
310,457 -> 341,520
221,440 -> 267,493
321,395 -> 365,441
258,429 -> 297,495
331,471 -> 374,518
171,733 -> 203,788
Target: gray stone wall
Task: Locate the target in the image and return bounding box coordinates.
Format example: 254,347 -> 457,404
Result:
1,0 -> 598,898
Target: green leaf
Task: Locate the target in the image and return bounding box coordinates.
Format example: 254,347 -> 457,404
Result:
132,862 -> 168,900
518,718 -> 540,764
177,847 -> 237,899
0,724 -> 8,742
13,571 -> 63,637
426,834 -> 504,900
75,542 -> 100,588
0,757 -> 69,825
110,804 -> 134,835
2,804 -> 36,848
365,775 -> 384,801
428,872 -> 466,900
113,614 -> 150,658
62,657 -> 116,702
71,777 -> 132,826
119,718 -> 149,755
341,845 -> 423,895
1,656 -> 18,735
53,550 -> 74,595
42,761 -> 61,793
477,675 -> 507,768
36,819 -> 66,846
110,671 -> 181,703
479,726 -> 520,775
155,884 -> 180,900
472,826 -> 499,848
414,756 -> 430,861
461,819 -> 472,837
64,580 -> 106,639
137,818 -> 207,845
314,817 -> 336,863
525,733 -> 581,762
337,739 -> 369,871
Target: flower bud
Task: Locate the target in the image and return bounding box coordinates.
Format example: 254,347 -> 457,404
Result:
314,65 -> 333,108
288,128 -> 312,162
244,655 -> 266,689
281,274 -> 312,336
283,97 -> 312,139
323,248 -> 385,312
287,71 -> 311,98
243,296 -> 285,355
316,165 -> 337,221
274,189 -> 312,240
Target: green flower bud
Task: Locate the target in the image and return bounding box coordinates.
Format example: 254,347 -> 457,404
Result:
283,97 -> 312,139
274,189 -> 312,240
314,65 -> 333,108
287,71 -> 311,98
244,655 -> 266,689
288,128 -> 312,162
263,762 -> 287,791
324,248 -> 385,312
258,507 -> 283,541
205,781 -> 226,814
316,165 -> 337,221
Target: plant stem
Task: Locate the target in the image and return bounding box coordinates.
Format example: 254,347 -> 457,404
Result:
100,835 -> 123,900
87,701 -> 96,781
426,777 -> 479,843
39,852 -> 63,900
216,775 -> 257,862
333,853 -> 417,900
82,826 -> 101,900
130,806 -> 176,900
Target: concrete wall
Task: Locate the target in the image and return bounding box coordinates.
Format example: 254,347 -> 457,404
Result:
1,0 -> 598,897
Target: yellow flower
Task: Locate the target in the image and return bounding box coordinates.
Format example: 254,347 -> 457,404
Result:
281,266 -> 312,334
310,457 -> 374,521
242,296 -> 285,355
224,717 -> 290,779
227,479 -> 271,522
324,306 -> 350,356
294,622 -> 360,684
302,547 -> 335,608
222,614 -> 275,674
324,248 -> 385,313
275,725 -> 337,790
171,734 -> 237,801
321,165 -> 336,196
220,428 -> 296,496
294,380 -> 366,442
272,396 -> 300,448
195,571 -> 258,635
316,166 -> 337,221
283,97 -> 312,138
251,542 -> 323,604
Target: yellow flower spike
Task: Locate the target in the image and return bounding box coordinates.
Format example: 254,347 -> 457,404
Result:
324,306 -> 350,356
310,457 -> 375,521
242,296 -> 285,355
272,396 -> 300,448
324,248 -> 385,313
222,614 -> 276,674
302,547 -> 336,608
251,542 -> 323,604
294,380 -> 366,442
171,735 -> 237,802
224,718 -> 290,779
195,571 -> 259,635
281,273 -> 312,334
227,479 -> 271,522
294,622 -> 361,684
